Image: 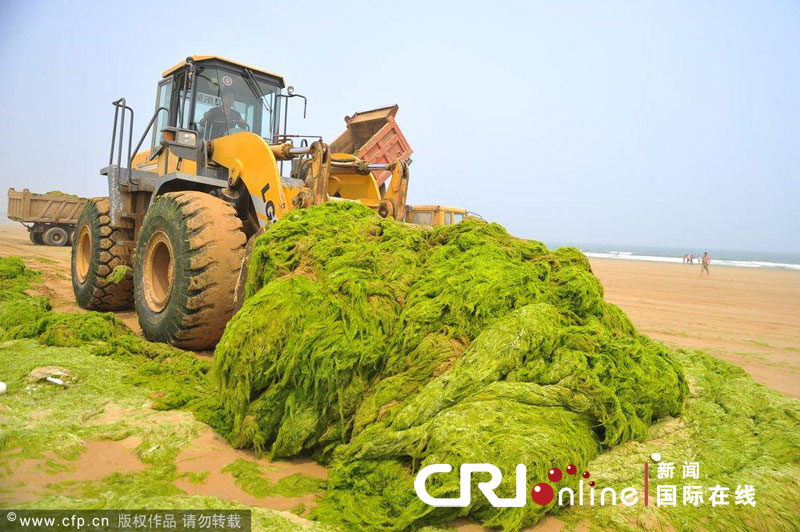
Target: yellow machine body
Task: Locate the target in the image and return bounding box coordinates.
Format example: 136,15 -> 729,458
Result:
404,205 -> 468,227
127,131 -> 406,231
111,56 -> 409,236
75,55 -> 420,350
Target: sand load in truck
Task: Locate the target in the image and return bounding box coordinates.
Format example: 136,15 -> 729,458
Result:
7,188 -> 86,246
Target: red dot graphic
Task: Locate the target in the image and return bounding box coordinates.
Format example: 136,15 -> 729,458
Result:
547,467 -> 563,482
566,464 -> 577,475
582,471 -> 590,479
589,481 -> 596,487
531,483 -> 554,506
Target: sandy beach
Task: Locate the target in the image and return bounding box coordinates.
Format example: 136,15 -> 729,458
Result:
590,257 -> 800,398
1,224 -> 798,398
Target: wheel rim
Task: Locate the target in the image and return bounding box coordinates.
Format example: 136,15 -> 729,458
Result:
52,231 -> 64,244
76,225 -> 91,283
143,231 -> 174,313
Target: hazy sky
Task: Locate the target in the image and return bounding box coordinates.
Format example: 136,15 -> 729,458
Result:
1,0 -> 797,252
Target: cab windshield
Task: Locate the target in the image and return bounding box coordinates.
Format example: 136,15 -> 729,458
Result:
189,66 -> 280,142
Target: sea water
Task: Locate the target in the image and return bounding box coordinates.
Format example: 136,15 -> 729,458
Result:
547,242 -> 800,271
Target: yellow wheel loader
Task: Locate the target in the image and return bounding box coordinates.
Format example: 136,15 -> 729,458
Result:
71,56 -> 409,350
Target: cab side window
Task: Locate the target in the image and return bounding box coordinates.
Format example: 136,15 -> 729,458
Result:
412,212 -> 433,226
151,80 -> 172,153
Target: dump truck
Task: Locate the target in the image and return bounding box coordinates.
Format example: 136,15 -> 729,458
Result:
329,105 -> 412,190
404,205 -> 468,227
71,55 -> 410,350
329,111 -> 475,229
7,188 -> 87,246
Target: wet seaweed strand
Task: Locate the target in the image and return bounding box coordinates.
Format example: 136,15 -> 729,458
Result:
212,202 -> 688,530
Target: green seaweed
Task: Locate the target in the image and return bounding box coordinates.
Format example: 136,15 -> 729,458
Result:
0,257 -> 53,341
290,502 -> 307,516
0,257 -> 44,306
0,256 -> 40,287
0,257 -> 130,345
3,202 -> 800,531
0,298 -> 51,336
212,203 -> 688,529
0,339 -> 328,532
44,190 -> 83,200
0,256 -> 219,424
0,257 -> 329,531
108,265 -> 131,285
0,341 -> 145,464
179,470 -> 210,484
223,459 -> 326,498
557,349 -> 800,531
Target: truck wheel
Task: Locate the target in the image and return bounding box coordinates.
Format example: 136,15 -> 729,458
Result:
29,231 -> 44,245
133,191 -> 246,350
43,226 -> 69,246
71,198 -> 134,310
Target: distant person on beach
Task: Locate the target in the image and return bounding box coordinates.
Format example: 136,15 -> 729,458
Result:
701,252 -> 711,275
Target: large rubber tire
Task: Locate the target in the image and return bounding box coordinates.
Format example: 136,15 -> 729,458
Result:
29,231 -> 43,245
133,191 -> 246,350
43,226 -> 69,246
71,198 -> 134,311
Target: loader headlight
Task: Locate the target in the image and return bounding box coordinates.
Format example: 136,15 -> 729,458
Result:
175,130 -> 198,147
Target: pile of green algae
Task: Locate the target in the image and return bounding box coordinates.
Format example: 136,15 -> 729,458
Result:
3,203 -> 800,531
213,202 -> 690,529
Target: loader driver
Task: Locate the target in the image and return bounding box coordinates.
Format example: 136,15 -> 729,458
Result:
199,87 -> 247,139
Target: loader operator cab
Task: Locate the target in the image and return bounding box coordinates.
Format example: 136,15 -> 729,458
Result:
151,56 -> 284,151
198,87 -> 248,139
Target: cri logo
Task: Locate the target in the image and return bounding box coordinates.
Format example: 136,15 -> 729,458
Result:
414,464 -> 528,507
414,463 -> 610,508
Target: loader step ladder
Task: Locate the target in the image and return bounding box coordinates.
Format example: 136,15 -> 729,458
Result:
108,98 -> 168,183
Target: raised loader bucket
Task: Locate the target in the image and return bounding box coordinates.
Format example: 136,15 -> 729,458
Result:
329,105 -> 413,187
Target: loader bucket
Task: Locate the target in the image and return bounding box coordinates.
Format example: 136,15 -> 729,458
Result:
329,105 -> 413,187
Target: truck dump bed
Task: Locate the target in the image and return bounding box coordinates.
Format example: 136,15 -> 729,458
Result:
7,188 -> 86,224
329,105 -> 413,187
